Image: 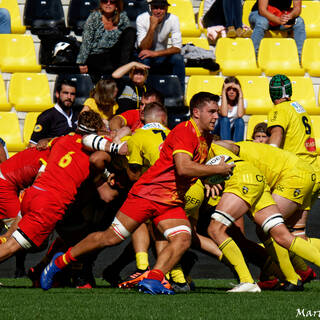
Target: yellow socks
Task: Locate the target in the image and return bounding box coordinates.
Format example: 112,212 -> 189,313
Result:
290,237 -> 320,267
219,237 -> 254,284
289,252 -> 308,271
170,264 -> 187,283
308,238 -> 320,253
136,252 -> 149,271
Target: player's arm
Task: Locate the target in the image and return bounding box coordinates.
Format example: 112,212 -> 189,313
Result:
28,112 -> 50,147
109,115 -> 126,130
268,126 -> 284,148
174,152 -> 234,177
0,143 -> 7,163
214,140 -> 240,155
127,163 -> 143,182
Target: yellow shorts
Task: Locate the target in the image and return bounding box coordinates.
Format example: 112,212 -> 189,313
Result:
273,161 -> 315,210
224,161 -> 276,216
184,179 -> 204,220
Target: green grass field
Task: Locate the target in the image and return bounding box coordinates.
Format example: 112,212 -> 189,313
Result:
1,278 -> 319,320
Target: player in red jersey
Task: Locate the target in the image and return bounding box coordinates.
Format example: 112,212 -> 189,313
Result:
40,92 -> 235,294
0,111 -> 113,263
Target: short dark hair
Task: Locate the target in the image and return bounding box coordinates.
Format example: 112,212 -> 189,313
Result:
56,79 -> 77,94
252,122 -> 269,139
144,102 -> 167,117
142,88 -> 164,105
190,92 -> 219,114
77,110 -> 104,135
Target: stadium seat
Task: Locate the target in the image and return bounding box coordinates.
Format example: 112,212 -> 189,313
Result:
23,112 -> 41,146
0,112 -> 25,152
167,107 -> 190,129
301,1 -> 320,38
9,73 -> 53,112
54,74 -> 94,110
23,0 -> 68,36
168,0 -> 201,37
258,38 -> 305,76
146,75 -> 184,108
301,38 -> 320,77
237,76 -> 273,115
289,76 -> 319,115
215,38 -> 261,76
123,0 -> 148,27
182,37 -> 218,75
0,0 -> 26,34
0,74 -> 11,111
67,0 -> 99,36
0,34 -> 41,73
197,0 -> 206,33
246,114 -> 268,141
185,75 -> 224,106
310,116 -> 320,154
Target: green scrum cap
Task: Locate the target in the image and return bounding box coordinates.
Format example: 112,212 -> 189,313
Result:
269,74 -> 292,102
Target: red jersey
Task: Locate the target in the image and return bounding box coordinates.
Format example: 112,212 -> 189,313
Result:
119,109 -> 143,132
0,147 -> 50,190
130,119 -> 212,206
34,133 -> 91,209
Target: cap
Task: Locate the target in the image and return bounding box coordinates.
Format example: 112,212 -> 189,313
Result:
269,74 -> 292,102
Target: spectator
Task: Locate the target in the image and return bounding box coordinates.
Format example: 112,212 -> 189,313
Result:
214,76 -> 246,142
252,121 -> 269,143
29,80 -> 79,147
136,0 -> 185,95
76,0 -> 136,83
0,137 -> 8,162
249,0 -> 306,60
81,78 -> 119,131
0,8 -> 10,34
112,61 -> 150,113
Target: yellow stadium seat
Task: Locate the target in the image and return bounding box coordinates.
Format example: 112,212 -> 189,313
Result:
182,37 -> 219,75
301,1 -> 320,38
23,112 -> 40,146
197,0 -> 206,33
289,76 -> 319,115
237,76 -> 273,115
0,112 -> 25,151
9,73 -> 53,112
0,74 -> 11,111
246,114 -> 268,140
0,0 -> 26,34
310,116 -> 320,154
185,75 -> 224,106
258,38 -> 305,76
0,34 -> 41,73
301,38 -> 320,77
168,0 -> 201,37
215,38 -> 261,76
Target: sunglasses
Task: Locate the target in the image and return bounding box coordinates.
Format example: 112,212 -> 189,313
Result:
101,0 -> 117,4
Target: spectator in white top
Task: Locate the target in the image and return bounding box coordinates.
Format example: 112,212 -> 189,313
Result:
135,0 -> 185,94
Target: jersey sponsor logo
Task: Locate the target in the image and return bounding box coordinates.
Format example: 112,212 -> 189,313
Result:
242,186 -> 248,194
291,101 -> 305,114
275,184 -> 284,192
34,124 -> 42,132
256,175 -> 264,182
294,188 -> 301,197
305,137 -> 316,152
270,111 -> 278,122
184,195 -> 201,206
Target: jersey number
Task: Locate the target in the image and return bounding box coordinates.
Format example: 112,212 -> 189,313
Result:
302,116 -> 311,134
152,130 -> 167,141
58,151 -> 75,168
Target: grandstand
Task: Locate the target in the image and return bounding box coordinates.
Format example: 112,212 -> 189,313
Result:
1,0 -> 320,154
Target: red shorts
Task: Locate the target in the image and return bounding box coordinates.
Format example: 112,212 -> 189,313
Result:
19,186 -> 65,247
120,193 -> 188,226
0,178 -> 20,219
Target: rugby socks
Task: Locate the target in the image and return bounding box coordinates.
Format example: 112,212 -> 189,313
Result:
136,252 -> 149,271
290,237 -> 320,266
55,247 -> 77,269
219,237 -> 254,284
146,269 -> 164,282
308,238 -> 320,253
290,252 -> 308,272
261,256 -> 285,281
170,264 -> 187,283
264,238 -> 300,285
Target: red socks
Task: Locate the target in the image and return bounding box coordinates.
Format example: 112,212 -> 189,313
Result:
146,269 -> 164,282
54,247 -> 77,269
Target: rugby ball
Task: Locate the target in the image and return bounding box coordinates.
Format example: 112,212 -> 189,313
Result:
204,155 -> 234,185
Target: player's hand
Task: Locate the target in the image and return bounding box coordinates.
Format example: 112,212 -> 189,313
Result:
217,159 -> 235,176
205,183 -> 223,198
36,139 -> 49,150
79,65 -> 88,73
118,141 -> 128,156
138,50 -> 157,60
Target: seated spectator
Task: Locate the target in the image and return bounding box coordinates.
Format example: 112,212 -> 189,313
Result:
249,0 -> 306,60
0,8 -> 10,34
112,61 -> 150,113
136,0 -> 185,95
0,137 -> 8,162
76,0 -> 136,83
252,121 -> 269,143
82,79 -> 119,131
213,76 -> 246,142
29,80 -> 79,147
200,0 -> 251,42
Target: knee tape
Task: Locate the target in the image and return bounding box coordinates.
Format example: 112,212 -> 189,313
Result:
163,225 -> 191,239
12,229 -> 32,250
111,217 -> 131,240
211,210 -> 235,227
261,214 -> 284,234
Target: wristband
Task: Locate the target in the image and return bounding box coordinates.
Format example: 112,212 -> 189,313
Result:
109,141 -> 126,154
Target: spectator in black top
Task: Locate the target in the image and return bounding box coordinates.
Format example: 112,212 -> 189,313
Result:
112,61 -> 150,113
29,80 -> 79,147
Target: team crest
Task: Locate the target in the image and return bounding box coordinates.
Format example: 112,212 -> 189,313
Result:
242,186 -> 248,194
294,189 -> 301,197
34,124 -> 42,132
